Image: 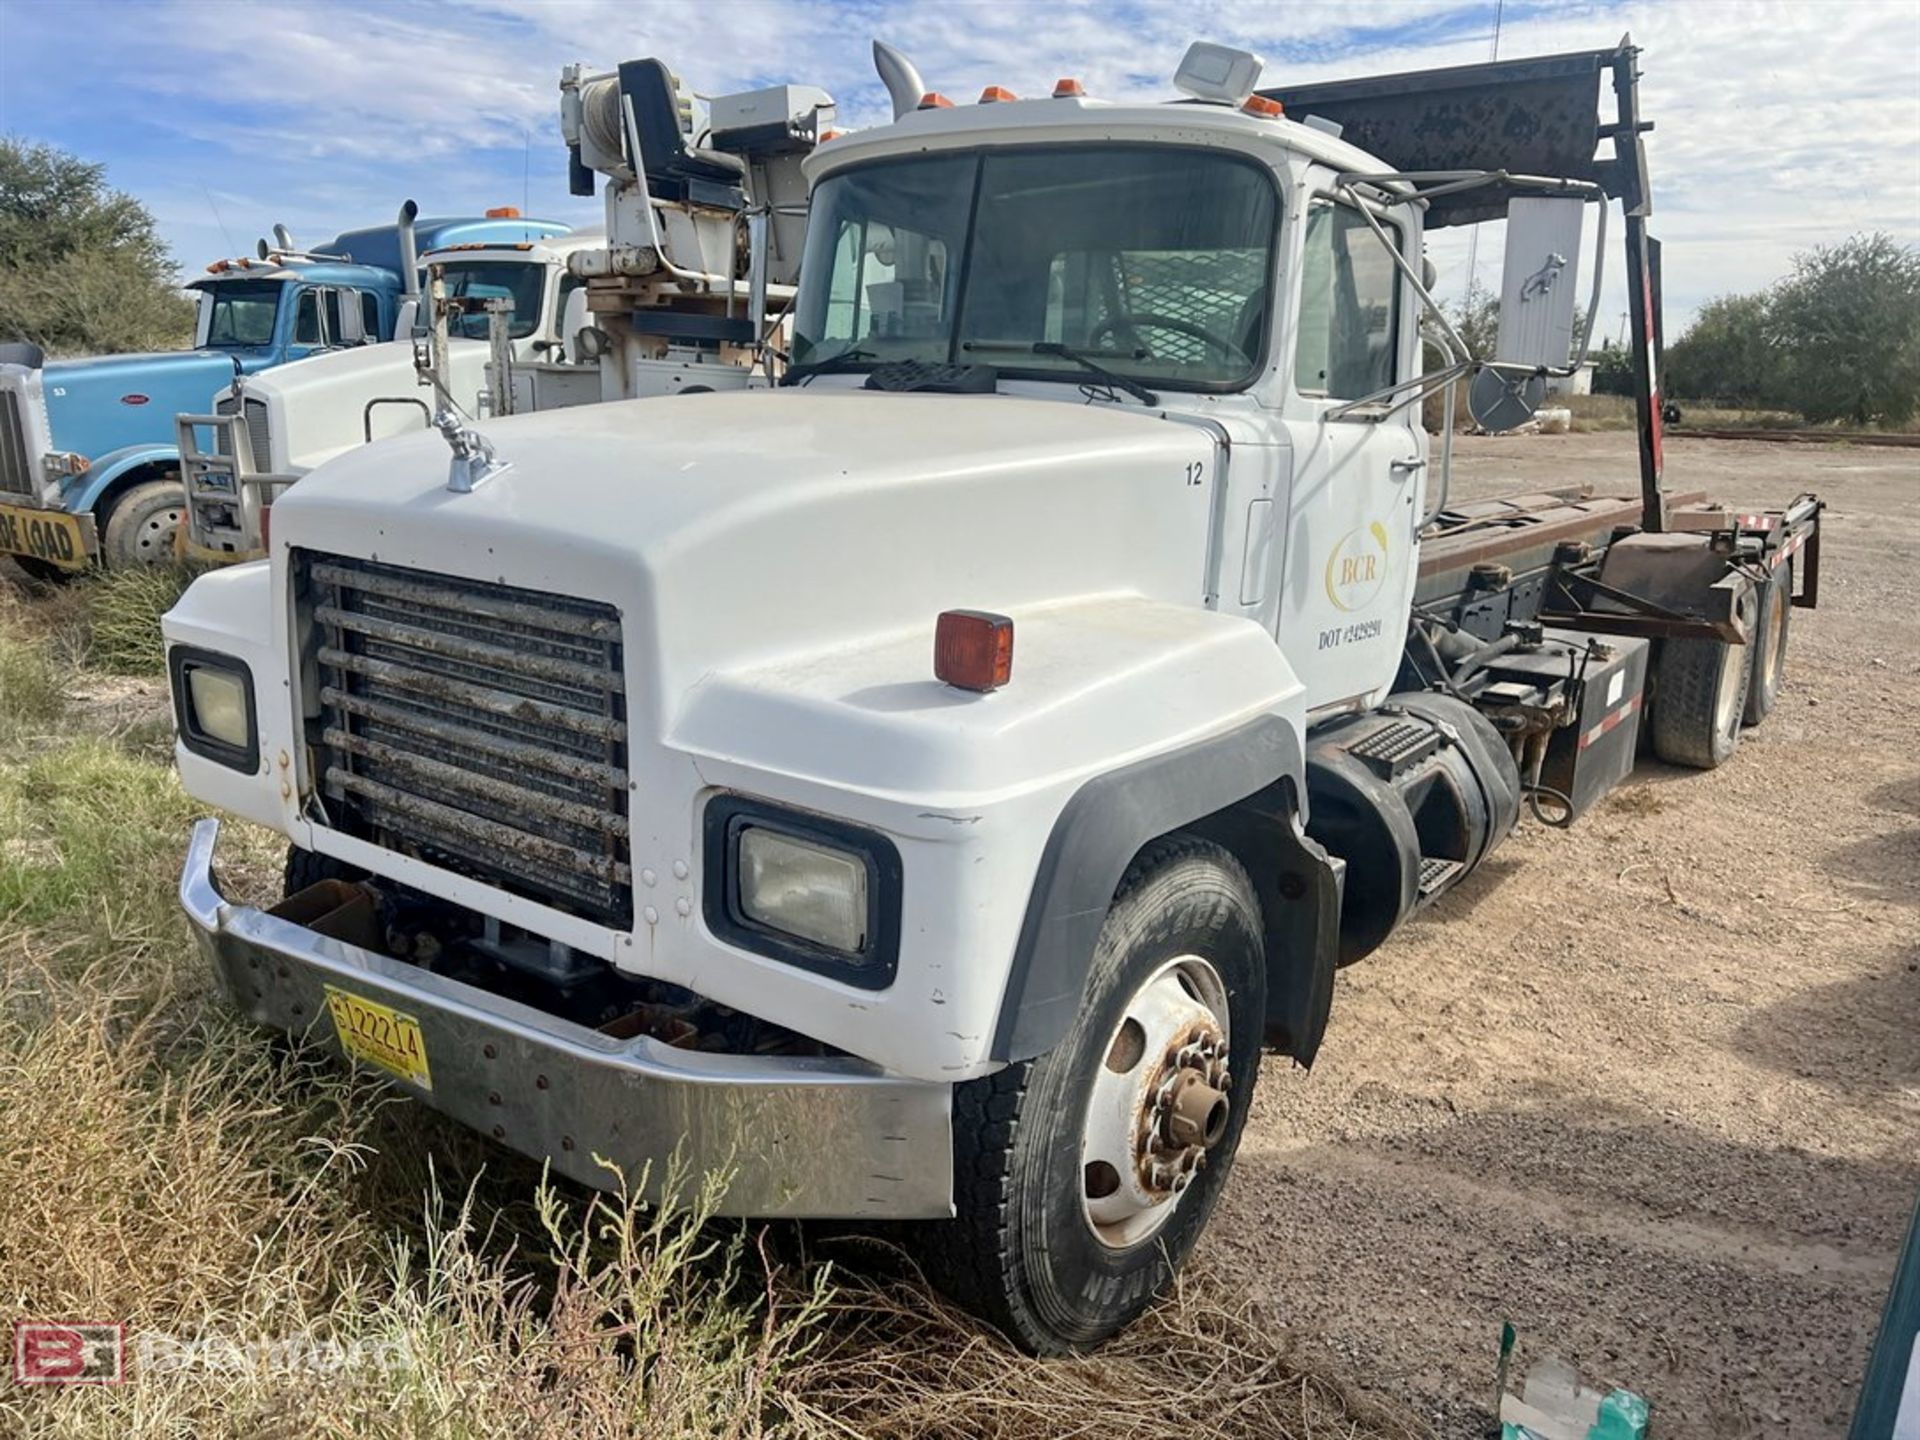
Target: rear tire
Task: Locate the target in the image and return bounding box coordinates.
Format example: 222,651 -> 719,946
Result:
914,834 -> 1266,1354
101,478 -> 185,569
1652,629 -> 1753,770
1742,560 -> 1792,726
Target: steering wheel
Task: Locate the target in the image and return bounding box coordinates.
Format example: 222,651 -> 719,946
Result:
1090,312 -> 1250,367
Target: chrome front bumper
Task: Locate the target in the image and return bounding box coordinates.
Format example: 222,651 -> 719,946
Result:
180,819 -> 954,1218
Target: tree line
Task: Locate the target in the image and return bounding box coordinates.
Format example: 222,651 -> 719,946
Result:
1450,232 -> 1920,427
0,136 -> 196,357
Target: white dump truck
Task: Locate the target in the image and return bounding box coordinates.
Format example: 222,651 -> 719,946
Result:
166,39 -> 1821,1352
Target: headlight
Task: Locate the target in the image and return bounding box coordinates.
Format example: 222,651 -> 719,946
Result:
739,827 -> 868,953
703,797 -> 902,989
168,646 -> 259,772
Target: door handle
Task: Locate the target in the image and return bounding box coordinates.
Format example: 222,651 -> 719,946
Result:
1390,457 -> 1427,475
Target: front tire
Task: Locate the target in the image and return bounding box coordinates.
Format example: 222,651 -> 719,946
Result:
917,834 -> 1266,1354
283,844 -> 364,899
101,477 -> 185,569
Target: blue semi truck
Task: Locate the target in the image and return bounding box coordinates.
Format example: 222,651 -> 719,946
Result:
0,206 -> 565,575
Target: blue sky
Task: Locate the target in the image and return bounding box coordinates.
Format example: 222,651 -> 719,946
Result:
3,0 -> 1917,334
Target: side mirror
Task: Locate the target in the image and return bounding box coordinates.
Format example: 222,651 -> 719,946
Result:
1494,196 -> 1584,369
558,284 -> 591,362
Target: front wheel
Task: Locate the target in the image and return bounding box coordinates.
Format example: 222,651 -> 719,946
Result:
101,477 -> 185,569
916,834 -> 1267,1354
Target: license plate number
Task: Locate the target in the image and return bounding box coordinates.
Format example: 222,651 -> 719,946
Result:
0,502 -> 90,571
324,985 -> 432,1090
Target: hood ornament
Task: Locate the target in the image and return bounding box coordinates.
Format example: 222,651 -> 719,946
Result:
436,409 -> 511,493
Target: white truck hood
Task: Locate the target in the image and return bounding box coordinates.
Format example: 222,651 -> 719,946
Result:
276,388 -> 1217,723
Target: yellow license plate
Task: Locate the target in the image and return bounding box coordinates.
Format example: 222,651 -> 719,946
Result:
0,502 -> 91,571
324,985 -> 433,1090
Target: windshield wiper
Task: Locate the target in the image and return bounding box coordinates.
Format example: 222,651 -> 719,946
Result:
962,341 -> 1160,406
781,346 -> 875,385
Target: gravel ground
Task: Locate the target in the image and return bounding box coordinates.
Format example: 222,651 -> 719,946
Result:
1210,430 -> 1920,1439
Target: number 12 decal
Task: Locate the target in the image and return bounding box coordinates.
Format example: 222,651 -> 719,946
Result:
1184,462 -> 1204,486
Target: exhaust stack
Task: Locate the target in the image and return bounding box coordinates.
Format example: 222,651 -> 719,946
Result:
873,40 -> 925,120
396,199 -> 421,302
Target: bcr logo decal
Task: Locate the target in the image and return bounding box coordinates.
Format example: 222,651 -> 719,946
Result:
1325,522 -> 1391,612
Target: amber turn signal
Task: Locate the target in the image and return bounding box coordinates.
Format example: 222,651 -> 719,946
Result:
934,611 -> 1014,693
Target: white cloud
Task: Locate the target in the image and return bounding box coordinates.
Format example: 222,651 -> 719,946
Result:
3,0 -> 1915,332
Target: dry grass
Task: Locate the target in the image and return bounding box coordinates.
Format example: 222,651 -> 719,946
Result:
0,570 -> 1422,1439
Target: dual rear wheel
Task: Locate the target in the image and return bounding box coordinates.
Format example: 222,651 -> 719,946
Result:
1651,561 -> 1791,769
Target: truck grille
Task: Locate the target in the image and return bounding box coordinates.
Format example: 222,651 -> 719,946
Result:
215,394 -> 273,472
0,389 -> 32,496
303,552 -> 633,928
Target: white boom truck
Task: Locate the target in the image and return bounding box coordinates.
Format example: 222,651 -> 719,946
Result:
180,59 -> 833,561
166,39 -> 1821,1353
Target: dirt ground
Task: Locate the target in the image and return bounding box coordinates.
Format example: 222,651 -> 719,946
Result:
1210,430 -> 1920,1438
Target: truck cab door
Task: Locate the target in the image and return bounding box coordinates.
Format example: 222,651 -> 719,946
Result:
1274,190 -> 1425,714
284,287 -> 325,362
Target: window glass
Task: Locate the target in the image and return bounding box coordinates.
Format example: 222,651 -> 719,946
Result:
792,154 -> 971,367
320,288 -> 345,344
202,282 -> 282,347
292,289 -> 323,345
1294,200 -> 1401,400
360,290 -> 380,338
792,147 -> 1279,390
438,260 -> 547,340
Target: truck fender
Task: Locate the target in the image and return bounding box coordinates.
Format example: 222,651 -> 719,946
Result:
989,713 -> 1340,1067
66,443 -> 182,515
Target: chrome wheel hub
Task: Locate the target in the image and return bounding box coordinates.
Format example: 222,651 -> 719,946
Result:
1080,956 -> 1231,1249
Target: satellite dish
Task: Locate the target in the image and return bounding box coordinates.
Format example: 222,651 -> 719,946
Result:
1468,366 -> 1546,433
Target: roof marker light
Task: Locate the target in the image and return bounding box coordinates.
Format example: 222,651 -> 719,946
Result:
979,85 -> 1017,103
918,92 -> 954,110
485,206 -> 522,218
935,611 -> 1014,693
1241,95 -> 1284,119
1053,78 -> 1086,98
1173,40 -> 1265,105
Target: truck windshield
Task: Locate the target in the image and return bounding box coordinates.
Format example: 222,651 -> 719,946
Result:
792,146 -> 1279,391
438,260 -> 546,340
203,281 -> 283,347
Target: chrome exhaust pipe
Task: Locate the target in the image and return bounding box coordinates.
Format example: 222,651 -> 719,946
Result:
397,199 -> 421,303
873,40 -> 925,119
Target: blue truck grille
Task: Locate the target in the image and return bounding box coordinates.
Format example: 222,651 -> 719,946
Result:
0,389 -> 33,497
301,552 -> 633,929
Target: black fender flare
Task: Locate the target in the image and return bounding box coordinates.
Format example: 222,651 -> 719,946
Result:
988,713 -> 1341,1066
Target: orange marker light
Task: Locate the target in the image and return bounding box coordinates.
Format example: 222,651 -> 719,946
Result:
485,206 -> 522,218
1241,95 -> 1284,119
918,92 -> 954,110
819,129 -> 843,142
1053,77 -> 1086,98
935,611 -> 1014,693
979,85 -> 1018,103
